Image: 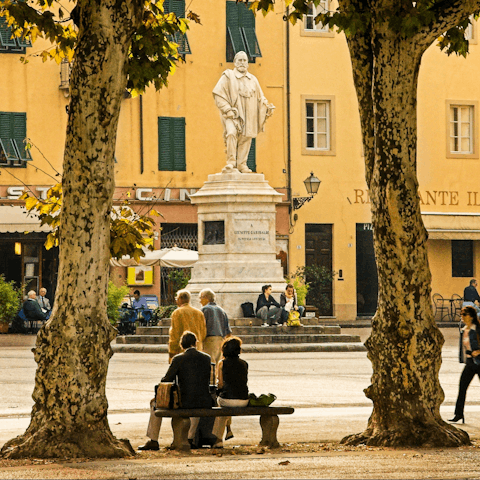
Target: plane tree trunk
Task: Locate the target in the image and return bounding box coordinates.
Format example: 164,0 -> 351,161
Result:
1,0 -> 142,459
341,24 -> 469,447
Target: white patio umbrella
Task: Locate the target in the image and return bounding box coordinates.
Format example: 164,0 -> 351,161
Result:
110,246 -> 198,268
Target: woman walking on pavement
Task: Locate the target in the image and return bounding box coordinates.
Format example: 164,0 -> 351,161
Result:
450,305 -> 480,424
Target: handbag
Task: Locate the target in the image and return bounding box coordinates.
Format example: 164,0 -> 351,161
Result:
155,381 -> 181,409
287,310 -> 301,327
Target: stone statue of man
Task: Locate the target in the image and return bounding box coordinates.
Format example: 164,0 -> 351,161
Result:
213,51 -> 275,173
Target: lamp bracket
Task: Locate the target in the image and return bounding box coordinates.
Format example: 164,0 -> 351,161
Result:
293,196 -> 313,210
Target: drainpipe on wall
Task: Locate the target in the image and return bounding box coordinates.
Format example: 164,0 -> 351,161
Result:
139,94 -> 144,174
285,7 -> 293,234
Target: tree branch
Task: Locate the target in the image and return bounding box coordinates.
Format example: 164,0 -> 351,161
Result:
419,0 -> 480,47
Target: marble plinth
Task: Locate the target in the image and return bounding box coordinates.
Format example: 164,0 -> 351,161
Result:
187,171 -> 286,318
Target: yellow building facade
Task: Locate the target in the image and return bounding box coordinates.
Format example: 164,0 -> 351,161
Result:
1,1 -> 479,318
287,1 -> 480,320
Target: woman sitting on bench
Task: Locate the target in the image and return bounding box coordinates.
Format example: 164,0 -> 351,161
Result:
212,336 -> 249,448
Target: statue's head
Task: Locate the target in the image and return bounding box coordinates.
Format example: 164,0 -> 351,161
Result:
234,51 -> 248,73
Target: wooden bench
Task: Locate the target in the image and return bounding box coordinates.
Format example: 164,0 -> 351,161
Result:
154,406 -> 294,451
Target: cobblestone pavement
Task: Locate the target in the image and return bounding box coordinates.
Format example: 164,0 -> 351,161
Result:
2,327 -> 480,479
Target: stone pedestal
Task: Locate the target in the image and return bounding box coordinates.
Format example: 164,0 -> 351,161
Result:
187,172 -> 286,318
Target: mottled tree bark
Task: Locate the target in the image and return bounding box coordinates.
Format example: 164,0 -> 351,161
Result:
1,0 -> 142,458
340,5 -> 470,447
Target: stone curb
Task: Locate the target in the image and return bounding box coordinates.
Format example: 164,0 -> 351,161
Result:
112,342 -> 367,354
324,321 -> 459,328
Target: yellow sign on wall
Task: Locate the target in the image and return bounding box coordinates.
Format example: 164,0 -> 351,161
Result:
127,266 -> 154,286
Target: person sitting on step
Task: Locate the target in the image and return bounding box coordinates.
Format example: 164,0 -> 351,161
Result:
255,285 -> 281,327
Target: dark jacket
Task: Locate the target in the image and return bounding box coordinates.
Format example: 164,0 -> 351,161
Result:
280,292 -> 298,310
23,299 -> 46,321
464,285 -> 480,303
162,347 -> 213,409
256,293 -> 280,313
459,323 -> 480,365
219,357 -> 249,400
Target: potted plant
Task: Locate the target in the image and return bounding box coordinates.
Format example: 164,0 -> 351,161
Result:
285,273 -> 309,307
292,266 -> 336,316
107,280 -> 129,326
0,275 -> 22,333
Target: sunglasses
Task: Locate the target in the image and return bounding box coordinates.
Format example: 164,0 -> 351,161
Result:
461,312 -> 470,317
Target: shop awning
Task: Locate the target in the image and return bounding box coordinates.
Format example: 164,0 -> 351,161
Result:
423,213 -> 480,240
110,246 -> 198,268
0,205 -> 51,233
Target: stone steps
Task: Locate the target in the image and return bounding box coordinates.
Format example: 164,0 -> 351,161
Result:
151,317 -> 324,327
116,333 -> 361,345
136,325 -> 341,336
112,342 -> 367,354
114,316 -> 366,353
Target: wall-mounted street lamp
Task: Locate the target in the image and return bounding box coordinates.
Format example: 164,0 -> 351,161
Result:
289,172 -> 321,233
292,172 -> 321,210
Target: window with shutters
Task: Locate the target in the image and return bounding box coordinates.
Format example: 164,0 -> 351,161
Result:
158,117 -> 186,171
226,1 -> 261,63
0,16 -> 31,53
0,112 -> 31,167
247,138 -> 256,172
163,0 -> 191,55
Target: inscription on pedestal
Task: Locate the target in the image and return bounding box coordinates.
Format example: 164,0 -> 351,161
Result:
234,221 -> 269,244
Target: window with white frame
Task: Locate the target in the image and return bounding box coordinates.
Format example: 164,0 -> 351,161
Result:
306,100 -> 330,150
305,0 -> 329,32
450,105 -> 474,154
465,15 -> 475,41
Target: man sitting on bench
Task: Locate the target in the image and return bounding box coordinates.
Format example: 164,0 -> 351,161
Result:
138,331 -> 214,451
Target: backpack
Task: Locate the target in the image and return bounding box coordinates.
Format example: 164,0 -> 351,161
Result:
241,302 -> 255,318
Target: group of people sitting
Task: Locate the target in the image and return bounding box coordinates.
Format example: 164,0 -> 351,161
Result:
255,283 -> 305,327
10,288 -> 52,333
138,283 -> 305,451
139,287 -> 246,451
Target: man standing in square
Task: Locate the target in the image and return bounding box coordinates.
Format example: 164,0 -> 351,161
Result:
199,288 -> 232,366
169,289 -> 207,362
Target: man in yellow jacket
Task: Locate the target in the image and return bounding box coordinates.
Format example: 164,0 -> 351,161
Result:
169,289 -> 207,362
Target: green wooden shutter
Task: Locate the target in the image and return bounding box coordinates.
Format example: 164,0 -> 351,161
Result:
170,0 -> 185,18
164,0 -> 185,17
0,112 -> 11,139
164,0 -> 191,54
173,117 -> 186,171
0,17 -> 16,47
247,138 -> 256,172
241,5 -> 261,58
12,113 -> 30,161
158,117 -> 185,171
226,1 -> 246,61
158,117 -> 173,171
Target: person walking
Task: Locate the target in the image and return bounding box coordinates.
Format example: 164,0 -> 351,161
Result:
199,288 -> 232,367
463,279 -> 480,314
168,289 -> 207,362
449,305 -> 480,424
